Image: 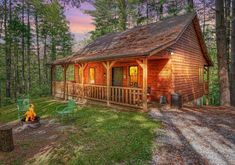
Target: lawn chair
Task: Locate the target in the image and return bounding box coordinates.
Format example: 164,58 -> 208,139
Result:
16,99 -> 30,120
56,99 -> 79,122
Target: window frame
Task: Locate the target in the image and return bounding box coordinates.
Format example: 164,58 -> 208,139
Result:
89,67 -> 95,84
129,65 -> 138,87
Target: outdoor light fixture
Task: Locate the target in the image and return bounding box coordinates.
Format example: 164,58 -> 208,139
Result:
167,48 -> 174,55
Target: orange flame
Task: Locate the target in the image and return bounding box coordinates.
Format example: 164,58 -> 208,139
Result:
25,104 -> 36,122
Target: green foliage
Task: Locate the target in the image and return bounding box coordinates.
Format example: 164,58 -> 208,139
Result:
204,26 -> 220,105
86,0 -> 120,40
0,0 -> 74,105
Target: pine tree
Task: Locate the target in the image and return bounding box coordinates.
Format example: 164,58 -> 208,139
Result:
231,0 -> 235,106
216,0 -> 231,106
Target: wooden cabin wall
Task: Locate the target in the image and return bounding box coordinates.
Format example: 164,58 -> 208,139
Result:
171,23 -> 208,102
147,59 -> 172,102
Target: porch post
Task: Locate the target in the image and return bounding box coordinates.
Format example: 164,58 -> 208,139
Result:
142,58 -> 148,112
107,61 -> 111,106
81,63 -> 84,99
103,61 -> 116,106
63,64 -> 68,100
136,58 -> 148,111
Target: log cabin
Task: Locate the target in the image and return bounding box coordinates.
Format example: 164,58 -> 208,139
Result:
48,12 -> 213,111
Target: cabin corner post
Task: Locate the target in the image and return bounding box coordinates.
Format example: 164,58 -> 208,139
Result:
206,66 -> 210,105
63,64 -> 68,100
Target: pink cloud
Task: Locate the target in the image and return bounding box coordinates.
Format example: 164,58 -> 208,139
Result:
68,16 -> 95,33
65,3 -> 95,33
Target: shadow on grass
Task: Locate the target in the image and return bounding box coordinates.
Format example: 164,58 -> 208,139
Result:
48,105 -> 161,165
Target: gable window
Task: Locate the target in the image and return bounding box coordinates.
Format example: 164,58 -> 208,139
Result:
129,66 -> 138,87
199,66 -> 204,83
89,67 -> 95,84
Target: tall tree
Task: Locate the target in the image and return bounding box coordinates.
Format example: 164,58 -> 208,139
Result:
225,0 -> 231,73
26,1 -> 31,92
5,0 -> 12,98
216,0 -> 231,106
118,0 -> 127,30
186,0 -> 194,12
231,0 -> 235,106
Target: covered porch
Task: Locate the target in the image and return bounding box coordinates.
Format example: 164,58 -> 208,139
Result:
51,58 -> 149,111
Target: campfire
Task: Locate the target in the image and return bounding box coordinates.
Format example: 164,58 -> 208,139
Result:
21,104 -> 40,128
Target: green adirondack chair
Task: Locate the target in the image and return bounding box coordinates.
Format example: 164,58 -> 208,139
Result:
16,99 -> 30,120
56,99 -> 78,122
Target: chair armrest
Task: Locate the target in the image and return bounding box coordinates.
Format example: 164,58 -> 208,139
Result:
56,105 -> 66,112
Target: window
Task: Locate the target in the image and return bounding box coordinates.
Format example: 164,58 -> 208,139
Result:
129,66 -> 138,87
199,66 -> 204,83
89,67 -> 95,84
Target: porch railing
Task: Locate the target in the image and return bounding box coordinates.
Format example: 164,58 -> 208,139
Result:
110,86 -> 143,107
84,84 -> 107,101
53,81 -> 143,108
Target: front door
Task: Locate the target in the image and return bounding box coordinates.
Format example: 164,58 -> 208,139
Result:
112,67 -> 123,86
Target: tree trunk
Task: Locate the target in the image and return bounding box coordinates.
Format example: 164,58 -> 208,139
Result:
225,0 -> 231,73
159,3 -> 163,20
43,35 -> 48,81
216,0 -> 231,106
187,0 -> 194,12
27,2 -> 31,93
202,0 -> 206,34
231,0 -> 235,106
5,0 -> 12,98
35,13 -> 41,87
21,0 -> 25,94
0,126 -> 14,152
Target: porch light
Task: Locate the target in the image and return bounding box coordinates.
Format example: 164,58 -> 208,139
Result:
167,48 -> 174,55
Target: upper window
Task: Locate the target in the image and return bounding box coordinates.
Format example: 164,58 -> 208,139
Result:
89,67 -> 95,84
129,66 -> 138,87
199,66 -> 204,83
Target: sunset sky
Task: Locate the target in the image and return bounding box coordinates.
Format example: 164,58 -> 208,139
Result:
65,2 -> 95,44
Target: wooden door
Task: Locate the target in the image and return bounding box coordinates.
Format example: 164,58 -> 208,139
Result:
112,67 -> 123,86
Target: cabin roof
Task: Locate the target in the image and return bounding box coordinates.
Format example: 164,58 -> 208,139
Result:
49,12 -> 213,66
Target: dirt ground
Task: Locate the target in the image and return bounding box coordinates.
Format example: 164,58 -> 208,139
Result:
150,106 -> 235,165
0,118 -> 72,165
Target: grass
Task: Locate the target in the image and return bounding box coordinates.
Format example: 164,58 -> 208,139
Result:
0,98 -> 161,165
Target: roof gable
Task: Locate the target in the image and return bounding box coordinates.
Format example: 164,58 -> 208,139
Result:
49,12 -> 212,66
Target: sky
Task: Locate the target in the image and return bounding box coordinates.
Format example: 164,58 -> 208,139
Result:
64,2 -> 95,46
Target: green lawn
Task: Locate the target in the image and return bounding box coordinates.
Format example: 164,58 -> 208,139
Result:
0,98 -> 161,165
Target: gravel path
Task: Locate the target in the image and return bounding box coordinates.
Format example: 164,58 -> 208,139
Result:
150,106 -> 235,165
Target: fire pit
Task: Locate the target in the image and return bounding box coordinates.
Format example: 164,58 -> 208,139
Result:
21,116 -> 41,128
21,104 -> 41,128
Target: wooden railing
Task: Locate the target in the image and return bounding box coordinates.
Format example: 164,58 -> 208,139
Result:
110,86 -> 143,107
53,81 -> 143,108
66,82 -> 83,99
53,81 -> 64,98
84,84 -> 107,101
